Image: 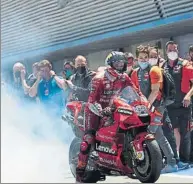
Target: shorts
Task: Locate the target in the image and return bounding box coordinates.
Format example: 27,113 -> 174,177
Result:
167,107 -> 191,130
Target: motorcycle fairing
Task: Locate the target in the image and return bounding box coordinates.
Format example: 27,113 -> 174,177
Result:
97,148 -> 133,174
66,101 -> 86,131
132,132 -> 155,152
112,98 -> 151,130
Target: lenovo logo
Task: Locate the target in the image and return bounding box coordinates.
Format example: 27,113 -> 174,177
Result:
95,143 -> 116,155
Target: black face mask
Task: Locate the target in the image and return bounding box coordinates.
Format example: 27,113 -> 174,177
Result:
76,66 -> 86,74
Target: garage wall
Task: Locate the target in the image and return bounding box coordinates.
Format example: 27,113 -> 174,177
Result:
52,33 -> 193,74
2,0 -> 161,57
130,39 -> 166,58
174,33 -> 193,59
52,59 -> 64,75
86,49 -> 113,70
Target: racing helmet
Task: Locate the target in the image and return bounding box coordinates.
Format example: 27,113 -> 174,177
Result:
105,51 -> 127,73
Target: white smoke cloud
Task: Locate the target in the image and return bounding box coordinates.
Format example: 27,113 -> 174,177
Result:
1,84 -> 74,183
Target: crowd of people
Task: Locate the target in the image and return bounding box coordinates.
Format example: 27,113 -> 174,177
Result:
2,41 -> 193,183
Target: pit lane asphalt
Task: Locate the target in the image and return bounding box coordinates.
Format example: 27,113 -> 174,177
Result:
64,168 -> 193,183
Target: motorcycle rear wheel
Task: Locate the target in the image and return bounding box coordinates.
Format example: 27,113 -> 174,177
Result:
133,140 -> 162,183
69,137 -> 101,183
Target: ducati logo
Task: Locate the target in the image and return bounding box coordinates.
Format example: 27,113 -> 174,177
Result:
99,157 -> 117,166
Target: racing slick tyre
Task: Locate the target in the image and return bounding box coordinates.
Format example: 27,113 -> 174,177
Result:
133,140 -> 162,183
69,137 -> 101,183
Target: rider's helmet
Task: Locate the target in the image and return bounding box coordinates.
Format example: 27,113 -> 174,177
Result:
105,51 -> 127,73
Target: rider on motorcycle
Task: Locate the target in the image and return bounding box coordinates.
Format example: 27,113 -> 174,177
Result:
76,51 -> 145,182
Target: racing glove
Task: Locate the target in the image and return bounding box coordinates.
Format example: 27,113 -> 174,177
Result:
101,106 -> 115,116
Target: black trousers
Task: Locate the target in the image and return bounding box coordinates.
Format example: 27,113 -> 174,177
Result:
190,130 -> 193,162
167,107 -> 191,163
162,110 -> 179,162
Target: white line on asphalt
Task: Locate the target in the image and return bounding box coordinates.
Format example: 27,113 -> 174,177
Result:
162,174 -> 193,179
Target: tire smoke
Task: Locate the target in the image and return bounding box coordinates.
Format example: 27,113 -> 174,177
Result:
1,84 -> 74,183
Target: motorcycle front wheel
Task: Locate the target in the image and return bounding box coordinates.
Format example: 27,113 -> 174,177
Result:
133,140 -> 162,183
68,137 -> 102,183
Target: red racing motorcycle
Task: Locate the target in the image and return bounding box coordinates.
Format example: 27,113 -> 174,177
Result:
62,86 -> 162,183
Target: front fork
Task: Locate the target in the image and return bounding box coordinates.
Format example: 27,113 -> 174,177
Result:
132,132 -> 155,160
123,132 -> 155,167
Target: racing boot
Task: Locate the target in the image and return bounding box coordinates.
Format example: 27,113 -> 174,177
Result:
76,141 -> 90,183
76,166 -> 86,183
76,159 -> 87,182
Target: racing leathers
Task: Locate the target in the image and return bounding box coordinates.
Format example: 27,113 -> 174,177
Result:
76,67 -> 144,182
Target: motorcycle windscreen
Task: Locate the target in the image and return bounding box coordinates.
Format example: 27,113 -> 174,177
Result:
116,86 -> 146,104
115,86 -> 149,116
113,86 -> 149,128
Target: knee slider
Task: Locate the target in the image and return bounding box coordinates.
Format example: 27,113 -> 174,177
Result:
80,141 -> 91,155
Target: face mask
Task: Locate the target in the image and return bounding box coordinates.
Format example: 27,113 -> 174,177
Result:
65,69 -> 73,79
149,58 -> 158,66
167,52 -> 178,60
77,66 -> 86,74
138,61 -> 149,70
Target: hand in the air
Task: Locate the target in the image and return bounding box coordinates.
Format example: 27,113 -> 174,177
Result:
50,70 -> 56,76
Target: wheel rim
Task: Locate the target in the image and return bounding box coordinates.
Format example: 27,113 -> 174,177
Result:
136,149 -> 150,175
134,145 -> 152,177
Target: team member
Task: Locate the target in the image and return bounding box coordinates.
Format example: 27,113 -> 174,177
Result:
188,45 -> 193,164
29,60 -> 66,115
165,41 -> 193,164
62,60 -> 75,80
125,52 -> 134,77
66,55 -> 96,102
131,45 -> 178,173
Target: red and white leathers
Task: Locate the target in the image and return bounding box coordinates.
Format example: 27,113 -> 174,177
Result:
76,67 -> 144,182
